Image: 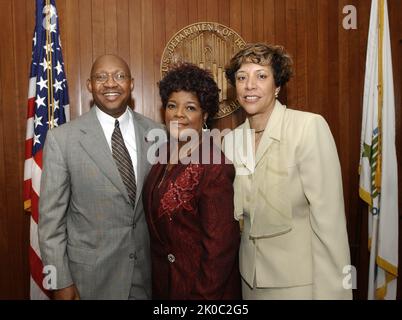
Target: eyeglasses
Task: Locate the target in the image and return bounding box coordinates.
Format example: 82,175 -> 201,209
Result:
91,72 -> 130,83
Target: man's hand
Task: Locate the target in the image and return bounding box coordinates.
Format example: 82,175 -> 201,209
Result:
53,284 -> 80,300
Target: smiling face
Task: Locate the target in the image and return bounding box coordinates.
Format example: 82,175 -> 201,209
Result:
164,91 -> 207,141
235,62 -> 278,117
87,55 -> 134,118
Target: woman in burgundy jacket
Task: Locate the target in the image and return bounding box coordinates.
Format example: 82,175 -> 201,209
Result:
143,63 -> 241,300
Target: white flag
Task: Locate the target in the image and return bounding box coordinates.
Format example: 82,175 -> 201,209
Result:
359,0 -> 398,300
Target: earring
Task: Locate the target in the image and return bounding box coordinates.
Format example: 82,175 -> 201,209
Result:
202,121 -> 208,131
275,89 -> 280,98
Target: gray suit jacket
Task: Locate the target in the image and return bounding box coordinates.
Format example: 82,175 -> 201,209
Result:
38,107 -> 163,299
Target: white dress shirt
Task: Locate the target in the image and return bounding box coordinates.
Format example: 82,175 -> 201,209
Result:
95,106 -> 138,182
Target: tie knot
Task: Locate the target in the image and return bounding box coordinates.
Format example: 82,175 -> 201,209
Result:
114,119 -> 120,128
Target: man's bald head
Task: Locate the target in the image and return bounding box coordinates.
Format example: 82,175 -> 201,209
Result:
90,54 -> 131,78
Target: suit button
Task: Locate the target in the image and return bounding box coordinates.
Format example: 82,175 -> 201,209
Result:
167,254 -> 175,263
129,252 -> 137,260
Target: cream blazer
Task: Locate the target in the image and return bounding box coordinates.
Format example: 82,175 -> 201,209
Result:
224,101 -> 352,299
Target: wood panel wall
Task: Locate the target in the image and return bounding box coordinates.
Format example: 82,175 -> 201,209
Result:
0,0 -> 401,299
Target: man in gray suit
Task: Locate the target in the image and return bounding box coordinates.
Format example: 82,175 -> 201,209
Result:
38,54 -> 161,299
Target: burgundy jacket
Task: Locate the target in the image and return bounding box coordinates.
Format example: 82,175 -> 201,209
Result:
143,143 -> 241,300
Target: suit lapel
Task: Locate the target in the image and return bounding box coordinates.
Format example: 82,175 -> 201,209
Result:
234,123 -> 256,174
131,109 -> 154,212
79,107 -> 131,204
145,162 -> 168,245
255,101 -> 286,167
249,102 -> 292,238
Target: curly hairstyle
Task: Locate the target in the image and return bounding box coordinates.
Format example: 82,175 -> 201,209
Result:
159,63 -> 220,124
225,43 -> 293,88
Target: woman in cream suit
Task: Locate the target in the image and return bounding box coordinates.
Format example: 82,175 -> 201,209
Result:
223,43 -> 352,300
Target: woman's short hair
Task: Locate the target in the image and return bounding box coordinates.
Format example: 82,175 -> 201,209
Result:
159,63 -> 220,123
225,43 -> 293,87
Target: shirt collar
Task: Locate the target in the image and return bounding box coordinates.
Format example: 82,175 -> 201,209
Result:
95,105 -> 130,128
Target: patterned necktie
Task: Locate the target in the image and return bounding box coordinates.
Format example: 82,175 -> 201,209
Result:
111,119 -> 137,207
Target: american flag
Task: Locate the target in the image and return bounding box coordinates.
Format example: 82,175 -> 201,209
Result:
24,0 -> 70,300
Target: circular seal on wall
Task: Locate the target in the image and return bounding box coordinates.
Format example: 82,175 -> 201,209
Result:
160,22 -> 246,119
